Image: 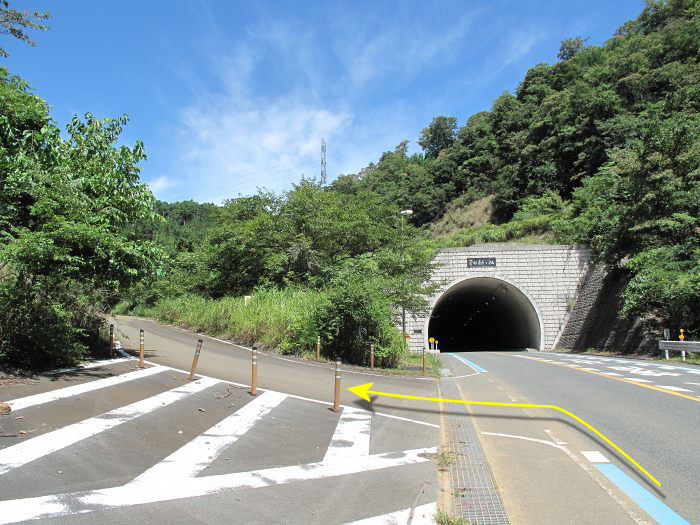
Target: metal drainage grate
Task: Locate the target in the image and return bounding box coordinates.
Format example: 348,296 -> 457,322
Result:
440,377 -> 509,525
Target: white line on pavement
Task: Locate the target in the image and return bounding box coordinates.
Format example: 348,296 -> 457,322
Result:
623,378 -> 653,383
45,357 -> 132,375
140,359 -> 440,429
655,385 -> 693,392
344,502 -> 437,524
481,431 -> 567,451
134,390 -> 287,482
543,429 -> 567,445
0,377 -> 219,476
324,406 -> 372,464
581,451 -> 609,463
5,365 -> 165,411
0,447 -> 437,524
152,323 -> 438,381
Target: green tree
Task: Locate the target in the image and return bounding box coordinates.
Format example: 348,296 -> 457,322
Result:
0,0 -> 50,58
418,116 -> 458,158
0,70 -> 164,369
557,36 -> 588,61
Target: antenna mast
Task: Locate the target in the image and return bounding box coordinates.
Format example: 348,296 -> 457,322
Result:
320,138 -> 327,186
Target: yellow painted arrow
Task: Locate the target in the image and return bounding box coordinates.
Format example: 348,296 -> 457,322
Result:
348,382 -> 660,486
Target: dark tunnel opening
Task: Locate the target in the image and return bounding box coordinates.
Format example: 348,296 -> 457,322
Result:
428,277 -> 541,352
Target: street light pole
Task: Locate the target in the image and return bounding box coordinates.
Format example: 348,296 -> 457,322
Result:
399,209 -> 413,351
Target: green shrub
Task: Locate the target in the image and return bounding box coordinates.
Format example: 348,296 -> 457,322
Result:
0,277 -> 101,370
313,272 -> 406,367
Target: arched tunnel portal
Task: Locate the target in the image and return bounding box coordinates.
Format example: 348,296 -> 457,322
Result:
428,277 -> 543,352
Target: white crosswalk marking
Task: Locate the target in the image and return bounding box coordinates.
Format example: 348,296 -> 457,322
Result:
0,447 -> 437,524
323,406 -> 372,464
0,364 -> 437,525
0,377 -> 218,475
5,365 -> 165,411
135,390 -> 287,482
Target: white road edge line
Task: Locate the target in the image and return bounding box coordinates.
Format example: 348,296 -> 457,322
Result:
5,365 -> 165,411
122,321 -> 437,381
481,429 -> 648,525
0,377 -> 219,476
481,431 -> 567,451
45,357 -> 132,375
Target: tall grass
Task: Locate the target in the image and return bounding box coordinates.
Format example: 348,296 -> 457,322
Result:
141,288 -> 323,354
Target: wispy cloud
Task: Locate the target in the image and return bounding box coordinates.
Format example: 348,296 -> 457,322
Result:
147,175 -> 172,193
157,8 -> 488,203
333,14 -> 479,89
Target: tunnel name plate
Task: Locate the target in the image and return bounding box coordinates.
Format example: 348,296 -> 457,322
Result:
466,257 -> 497,268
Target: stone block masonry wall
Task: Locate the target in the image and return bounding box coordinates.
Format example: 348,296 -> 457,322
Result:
555,264 -> 607,350
404,243 -> 592,352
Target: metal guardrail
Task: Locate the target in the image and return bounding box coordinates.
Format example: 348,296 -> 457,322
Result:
659,340 -> 700,360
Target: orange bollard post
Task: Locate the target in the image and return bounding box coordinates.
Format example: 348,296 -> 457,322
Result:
139,329 -> 145,368
188,339 -> 203,381
109,323 -> 115,358
332,359 -> 341,412
250,345 -> 258,396
370,344 -> 375,369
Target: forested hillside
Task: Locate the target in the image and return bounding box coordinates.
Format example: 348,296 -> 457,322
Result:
334,0 -> 700,332
2,0 -> 698,370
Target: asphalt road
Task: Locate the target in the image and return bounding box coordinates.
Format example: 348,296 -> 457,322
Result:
0,316 -> 441,524
3,316 -> 698,524
443,350 -> 700,524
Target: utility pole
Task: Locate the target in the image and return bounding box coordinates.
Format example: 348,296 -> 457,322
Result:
320,138 -> 327,186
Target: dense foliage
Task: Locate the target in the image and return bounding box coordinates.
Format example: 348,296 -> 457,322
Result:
334,0 -> 700,335
3,0 -> 699,370
119,180 -> 437,366
0,68 -> 164,369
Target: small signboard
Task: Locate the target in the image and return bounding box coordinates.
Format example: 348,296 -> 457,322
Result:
413,329 -> 423,334
467,257 -> 497,268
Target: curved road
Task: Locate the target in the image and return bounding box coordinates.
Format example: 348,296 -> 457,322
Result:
443,350 -> 699,524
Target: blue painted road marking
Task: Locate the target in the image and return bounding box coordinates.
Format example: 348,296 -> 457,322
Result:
595,464 -> 690,525
451,354 -> 487,373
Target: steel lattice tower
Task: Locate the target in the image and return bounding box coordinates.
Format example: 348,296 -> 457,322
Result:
320,138 -> 327,186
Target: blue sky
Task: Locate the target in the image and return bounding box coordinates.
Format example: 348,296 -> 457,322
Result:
4,0 -> 644,203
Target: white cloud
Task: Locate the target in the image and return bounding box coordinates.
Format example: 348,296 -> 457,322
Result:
161,11 -> 484,203
334,14 -> 478,89
147,175 -> 172,194
174,91 -> 352,202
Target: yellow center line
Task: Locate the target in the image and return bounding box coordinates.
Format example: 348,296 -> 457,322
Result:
500,353 -> 700,403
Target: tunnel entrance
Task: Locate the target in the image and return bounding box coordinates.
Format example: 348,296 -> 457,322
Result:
428,277 -> 542,352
